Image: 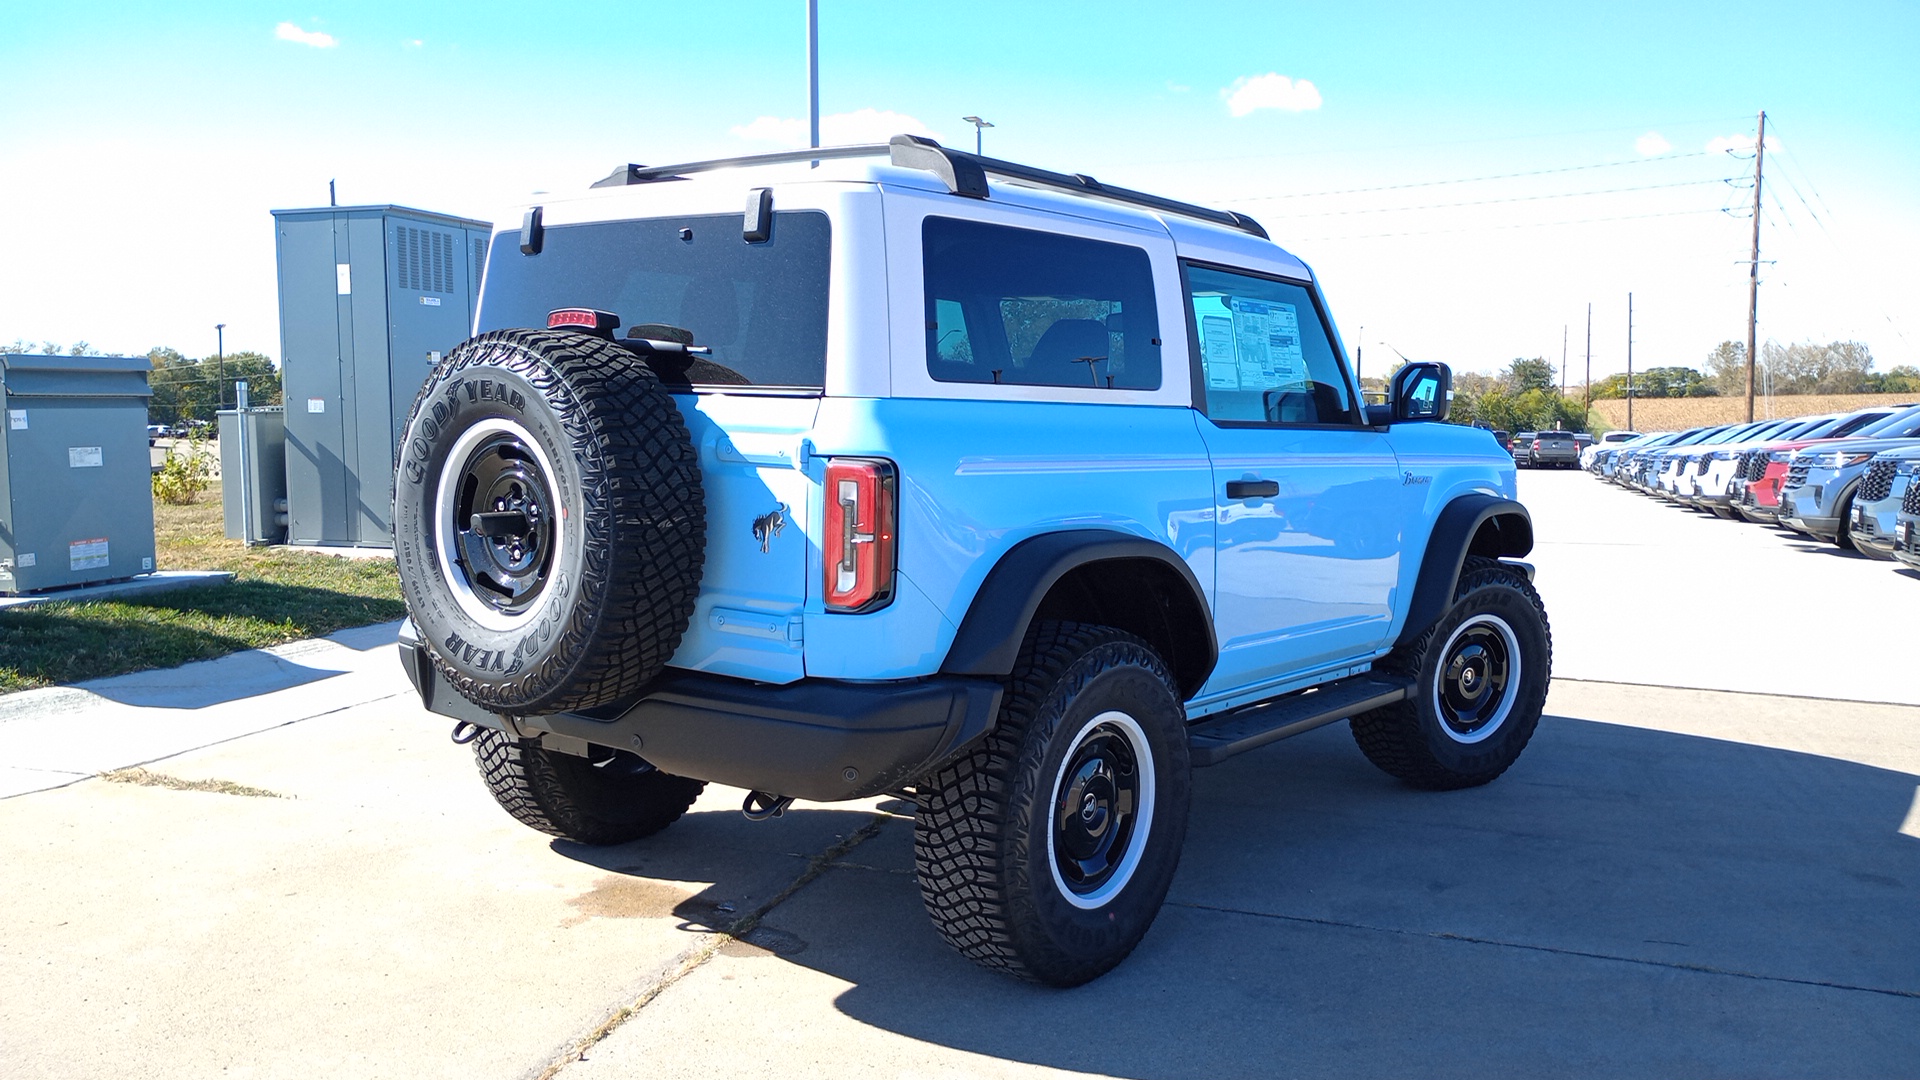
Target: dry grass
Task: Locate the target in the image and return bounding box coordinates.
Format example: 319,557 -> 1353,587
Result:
1590,392 -> 1915,431
102,767 -> 287,799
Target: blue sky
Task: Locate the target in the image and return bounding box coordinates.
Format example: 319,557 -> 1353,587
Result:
2,1 -> 1914,380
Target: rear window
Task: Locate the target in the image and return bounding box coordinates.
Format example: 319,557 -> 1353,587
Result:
478,212 -> 831,389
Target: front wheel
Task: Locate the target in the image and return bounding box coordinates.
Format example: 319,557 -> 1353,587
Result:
1351,558 -> 1552,790
914,622 -> 1192,987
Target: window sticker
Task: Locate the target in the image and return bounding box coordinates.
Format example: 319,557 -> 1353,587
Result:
1228,298 -> 1308,391
1200,315 -> 1239,390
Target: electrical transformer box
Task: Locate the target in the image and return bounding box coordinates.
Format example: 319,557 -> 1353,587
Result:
273,204 -> 491,547
0,354 -> 157,594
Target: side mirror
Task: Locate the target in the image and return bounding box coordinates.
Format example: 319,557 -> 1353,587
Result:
1389,361 -> 1451,423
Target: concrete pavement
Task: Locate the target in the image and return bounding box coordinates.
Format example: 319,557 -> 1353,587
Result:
1,469 -> 1916,1079
1524,468 -> 1917,705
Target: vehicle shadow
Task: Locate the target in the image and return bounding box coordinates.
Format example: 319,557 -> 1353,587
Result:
550,713 -> 1920,1078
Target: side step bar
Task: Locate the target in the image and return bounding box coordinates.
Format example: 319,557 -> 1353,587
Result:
1187,672 -> 1412,767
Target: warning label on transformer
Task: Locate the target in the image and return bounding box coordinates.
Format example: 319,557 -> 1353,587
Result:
70,538 -> 109,572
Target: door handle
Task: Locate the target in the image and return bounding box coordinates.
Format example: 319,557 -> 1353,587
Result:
1226,479 -> 1279,499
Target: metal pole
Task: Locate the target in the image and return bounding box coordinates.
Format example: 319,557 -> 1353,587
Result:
216,322 -> 226,414
1583,303 -> 1592,425
807,0 -> 819,164
1626,293 -> 1634,433
1744,110 -> 1766,424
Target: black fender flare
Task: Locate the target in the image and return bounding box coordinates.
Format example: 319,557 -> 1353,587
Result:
1396,494 -> 1534,651
939,529 -> 1218,698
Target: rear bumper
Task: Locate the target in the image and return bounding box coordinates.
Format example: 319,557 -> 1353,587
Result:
399,623 -> 1003,802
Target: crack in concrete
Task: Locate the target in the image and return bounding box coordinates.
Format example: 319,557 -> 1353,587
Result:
1167,899 -> 1920,1000
532,814 -> 891,1080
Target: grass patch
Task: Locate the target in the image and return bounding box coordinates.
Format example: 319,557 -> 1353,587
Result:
0,482 -> 404,693
102,767 -> 287,799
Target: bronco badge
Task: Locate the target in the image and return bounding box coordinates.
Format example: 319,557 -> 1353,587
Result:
752,502 -> 788,553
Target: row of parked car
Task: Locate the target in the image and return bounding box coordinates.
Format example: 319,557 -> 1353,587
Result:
1580,403 -> 1920,574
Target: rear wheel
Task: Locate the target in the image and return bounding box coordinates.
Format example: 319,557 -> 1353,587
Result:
471,729 -> 705,845
1351,558 -> 1551,790
914,622 -> 1191,986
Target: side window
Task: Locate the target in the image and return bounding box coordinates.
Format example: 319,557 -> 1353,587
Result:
1185,264 -> 1355,425
922,217 -> 1161,389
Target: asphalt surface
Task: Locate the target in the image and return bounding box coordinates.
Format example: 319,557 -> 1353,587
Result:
2,469 -> 1916,1079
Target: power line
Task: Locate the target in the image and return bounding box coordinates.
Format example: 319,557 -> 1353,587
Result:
1232,151 -> 1713,202
1248,177 -> 1731,219
1290,206 -> 1724,242
1105,114 -> 1756,169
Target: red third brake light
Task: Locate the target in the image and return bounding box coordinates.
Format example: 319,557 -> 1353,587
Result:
546,308 -> 620,337
823,458 -> 897,612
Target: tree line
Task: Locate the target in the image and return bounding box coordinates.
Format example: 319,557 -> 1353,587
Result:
2,339 -> 282,423
1588,340 -> 1919,399
1397,338 -> 1919,435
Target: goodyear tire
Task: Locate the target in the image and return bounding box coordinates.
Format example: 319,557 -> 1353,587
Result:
1350,557 -> 1551,790
914,621 -> 1192,987
470,729 -> 706,846
393,328 -> 704,715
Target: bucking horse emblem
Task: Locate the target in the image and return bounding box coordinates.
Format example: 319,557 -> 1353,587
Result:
752,502 -> 789,554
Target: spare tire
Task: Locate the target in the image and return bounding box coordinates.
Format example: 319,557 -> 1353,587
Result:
393,328 -> 705,714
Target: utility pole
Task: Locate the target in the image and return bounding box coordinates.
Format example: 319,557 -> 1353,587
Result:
216,322 -> 226,412
1626,293 -> 1634,433
1743,109 -> 1766,423
1583,303 -> 1592,425
807,0 -> 820,164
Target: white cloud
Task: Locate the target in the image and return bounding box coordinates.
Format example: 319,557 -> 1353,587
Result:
1221,73 -> 1322,117
275,22 -> 336,48
1706,133 -> 1781,154
729,108 -> 939,148
1635,131 -> 1672,156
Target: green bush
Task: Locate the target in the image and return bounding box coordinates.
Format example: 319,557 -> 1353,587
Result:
151,438 -> 214,505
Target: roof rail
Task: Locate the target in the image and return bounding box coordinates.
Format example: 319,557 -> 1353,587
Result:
589,135 -> 1268,241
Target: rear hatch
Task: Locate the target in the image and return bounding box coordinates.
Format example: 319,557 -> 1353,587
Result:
475,209 -> 833,683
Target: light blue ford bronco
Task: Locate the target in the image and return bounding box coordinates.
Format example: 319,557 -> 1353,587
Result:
393,136 -> 1549,986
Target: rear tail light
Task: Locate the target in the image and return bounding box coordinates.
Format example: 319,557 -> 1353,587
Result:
823,458 -> 897,612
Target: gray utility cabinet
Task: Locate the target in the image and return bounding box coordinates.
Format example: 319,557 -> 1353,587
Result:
219,406 -> 287,545
273,205 -> 490,547
0,354 -> 157,594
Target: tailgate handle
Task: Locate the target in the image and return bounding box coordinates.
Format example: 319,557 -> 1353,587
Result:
1226,480 -> 1279,499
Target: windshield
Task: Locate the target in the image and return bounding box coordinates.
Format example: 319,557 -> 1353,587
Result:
1852,404 -> 1920,439
478,211 -> 832,389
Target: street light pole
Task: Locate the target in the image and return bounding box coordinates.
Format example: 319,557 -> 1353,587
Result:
216,322 -> 226,413
807,0 -> 819,165
962,115 -> 994,155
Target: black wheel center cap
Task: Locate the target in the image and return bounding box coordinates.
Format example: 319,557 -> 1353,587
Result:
453,435 -> 557,614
